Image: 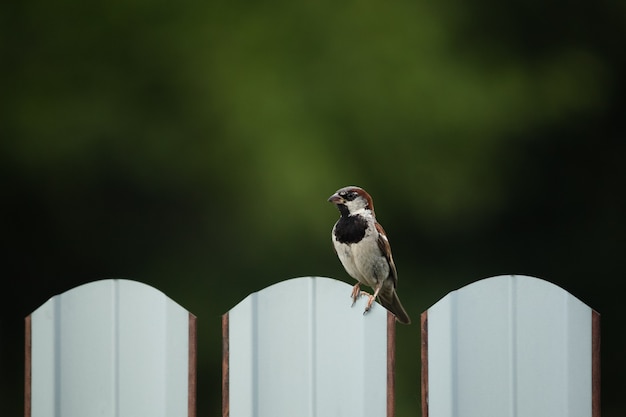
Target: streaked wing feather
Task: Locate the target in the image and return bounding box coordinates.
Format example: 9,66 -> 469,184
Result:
375,222 -> 398,287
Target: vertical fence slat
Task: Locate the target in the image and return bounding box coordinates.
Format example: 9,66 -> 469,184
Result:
224,276 -> 394,417
26,279 -> 195,417
422,275 -> 600,417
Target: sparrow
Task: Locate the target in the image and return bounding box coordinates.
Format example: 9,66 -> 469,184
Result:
328,186 -> 411,324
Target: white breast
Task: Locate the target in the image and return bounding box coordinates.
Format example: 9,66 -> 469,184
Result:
332,224 -> 389,289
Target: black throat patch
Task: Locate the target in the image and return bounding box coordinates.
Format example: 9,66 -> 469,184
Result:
333,213 -> 368,244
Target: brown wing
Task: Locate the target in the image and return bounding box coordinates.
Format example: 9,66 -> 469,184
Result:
375,222 -> 398,288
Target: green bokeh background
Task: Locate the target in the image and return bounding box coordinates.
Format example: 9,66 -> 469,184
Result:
2,1 -> 625,415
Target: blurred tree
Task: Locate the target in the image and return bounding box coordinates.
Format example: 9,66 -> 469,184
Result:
1,0 -> 624,416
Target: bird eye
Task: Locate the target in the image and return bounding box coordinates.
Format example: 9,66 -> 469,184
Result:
337,189 -> 359,201
344,191 -> 358,201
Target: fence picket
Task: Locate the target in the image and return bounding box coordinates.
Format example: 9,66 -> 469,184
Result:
25,274 -> 600,417
222,276 -> 396,417
421,275 -> 600,417
25,279 -> 196,417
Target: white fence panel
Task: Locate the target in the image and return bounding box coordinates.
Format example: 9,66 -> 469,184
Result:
422,275 -> 600,417
223,276 -> 396,417
25,279 -> 196,417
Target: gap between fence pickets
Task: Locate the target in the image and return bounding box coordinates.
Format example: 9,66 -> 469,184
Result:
420,309 -> 601,417
221,311 -> 398,417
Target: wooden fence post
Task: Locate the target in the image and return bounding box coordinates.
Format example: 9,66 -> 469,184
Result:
222,276 -> 396,417
421,275 -> 600,417
25,279 -> 196,417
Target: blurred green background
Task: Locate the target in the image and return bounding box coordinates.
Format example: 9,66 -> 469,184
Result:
2,0 -> 625,415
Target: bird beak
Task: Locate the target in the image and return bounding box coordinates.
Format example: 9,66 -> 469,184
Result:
328,193 -> 344,204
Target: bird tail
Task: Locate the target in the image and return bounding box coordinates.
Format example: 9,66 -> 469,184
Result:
379,290 -> 411,325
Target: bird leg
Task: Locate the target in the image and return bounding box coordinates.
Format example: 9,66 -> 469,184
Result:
363,281 -> 383,314
351,283 -> 369,306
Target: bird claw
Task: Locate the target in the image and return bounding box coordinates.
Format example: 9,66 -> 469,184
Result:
352,291 -> 371,307
362,293 -> 375,315
351,283 -> 375,315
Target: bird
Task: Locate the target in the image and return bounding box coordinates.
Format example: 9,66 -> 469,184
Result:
328,186 -> 411,324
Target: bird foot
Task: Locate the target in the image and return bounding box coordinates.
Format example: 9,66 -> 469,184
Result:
362,293 -> 376,315
350,283 -> 370,306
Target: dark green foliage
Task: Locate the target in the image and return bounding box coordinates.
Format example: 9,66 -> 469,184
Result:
2,1 -> 625,415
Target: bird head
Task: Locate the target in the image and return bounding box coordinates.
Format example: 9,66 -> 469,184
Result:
328,186 -> 375,217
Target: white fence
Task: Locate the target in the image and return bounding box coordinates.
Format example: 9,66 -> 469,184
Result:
222,277 -> 395,417
421,275 -> 600,417
25,275 -> 599,417
25,279 -> 196,417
